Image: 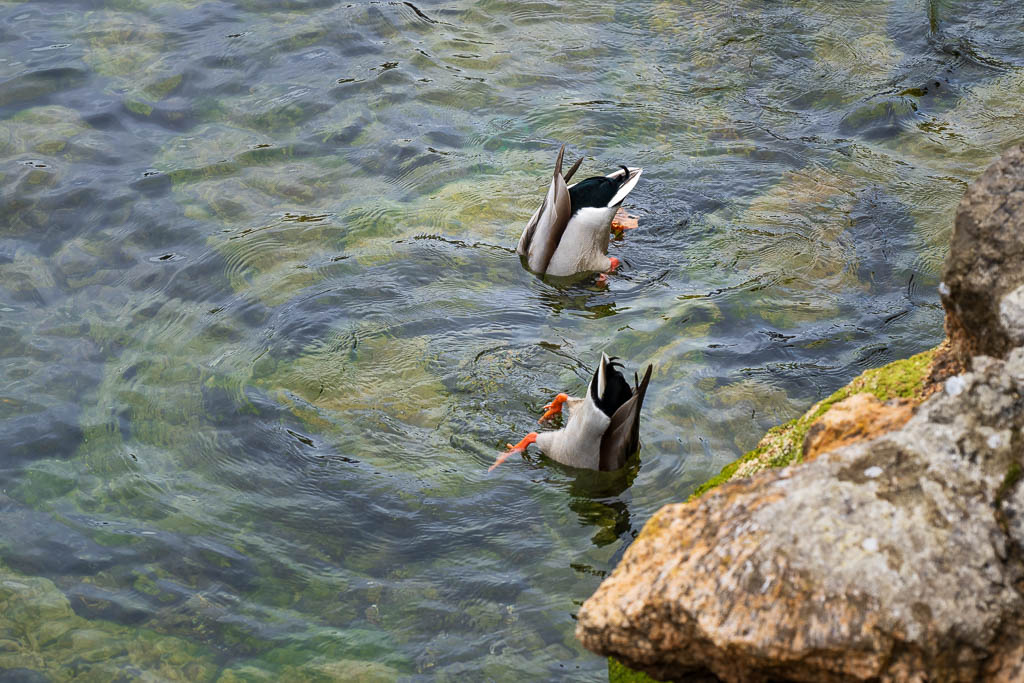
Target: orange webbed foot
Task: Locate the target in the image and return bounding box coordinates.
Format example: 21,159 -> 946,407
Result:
596,257 -> 619,286
611,207 -> 639,231
489,432 -> 538,472
538,394 -> 568,423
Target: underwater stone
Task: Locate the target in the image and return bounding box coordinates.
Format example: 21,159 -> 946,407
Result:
0,560 -> 221,681
838,98 -> 917,140
0,669 -> 49,683
942,144 -> 1024,366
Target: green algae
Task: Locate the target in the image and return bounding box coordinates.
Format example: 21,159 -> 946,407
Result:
690,347 -> 938,500
219,657 -> 398,682
152,125 -> 353,303
609,656 -> 663,683
0,106 -> 134,241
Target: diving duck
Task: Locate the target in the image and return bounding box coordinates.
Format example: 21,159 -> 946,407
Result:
516,145 -> 643,277
490,353 -> 653,472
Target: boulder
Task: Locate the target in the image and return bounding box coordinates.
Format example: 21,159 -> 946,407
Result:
577,349 -> 1024,682
941,144 -> 1024,366
801,393 -> 913,462
579,147 -> 1024,682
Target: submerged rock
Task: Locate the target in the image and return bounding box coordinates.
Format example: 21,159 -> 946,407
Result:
941,144 -> 1024,366
0,555 -> 221,681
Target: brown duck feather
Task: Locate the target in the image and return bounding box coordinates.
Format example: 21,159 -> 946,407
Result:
598,364 -> 652,471
518,144 -> 572,273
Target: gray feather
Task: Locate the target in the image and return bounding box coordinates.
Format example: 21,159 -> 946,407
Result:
598,364 -> 652,471
517,145 -> 573,274
563,156 -> 583,182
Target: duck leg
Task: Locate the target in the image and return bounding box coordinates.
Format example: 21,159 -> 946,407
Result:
488,432 -> 537,472
538,393 -> 570,422
596,257 -> 620,286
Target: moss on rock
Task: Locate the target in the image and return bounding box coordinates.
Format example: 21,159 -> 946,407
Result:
690,346 -> 939,501
609,655 -> 664,682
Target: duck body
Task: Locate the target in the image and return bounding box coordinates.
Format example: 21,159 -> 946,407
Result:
534,392 -> 611,469
491,353 -> 653,472
517,145 -> 642,277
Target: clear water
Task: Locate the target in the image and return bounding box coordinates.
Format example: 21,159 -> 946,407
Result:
1,0 -> 1022,679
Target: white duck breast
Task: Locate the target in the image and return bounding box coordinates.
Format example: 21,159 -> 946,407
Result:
517,144 -> 643,277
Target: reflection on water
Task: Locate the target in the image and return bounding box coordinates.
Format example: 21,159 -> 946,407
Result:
1,0 -> 1023,678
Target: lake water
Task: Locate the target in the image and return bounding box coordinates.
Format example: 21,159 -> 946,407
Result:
1,0 -> 1023,679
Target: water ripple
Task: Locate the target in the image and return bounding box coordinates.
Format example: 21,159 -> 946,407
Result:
0,0 -> 1022,679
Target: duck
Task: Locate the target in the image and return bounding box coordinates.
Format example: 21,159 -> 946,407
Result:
516,145 -> 643,277
489,353 -> 653,472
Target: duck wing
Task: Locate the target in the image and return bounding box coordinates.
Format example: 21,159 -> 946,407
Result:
598,364 -> 652,471
517,145 -> 573,274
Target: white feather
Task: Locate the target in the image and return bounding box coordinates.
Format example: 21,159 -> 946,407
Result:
535,391 -> 610,469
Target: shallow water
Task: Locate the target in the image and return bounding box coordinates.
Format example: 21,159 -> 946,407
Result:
1,0 -> 1023,679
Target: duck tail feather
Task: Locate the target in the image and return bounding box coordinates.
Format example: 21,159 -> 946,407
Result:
563,156 -> 583,183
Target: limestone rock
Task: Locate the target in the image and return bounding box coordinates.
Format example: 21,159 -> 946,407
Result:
577,349 -> 1024,682
802,393 -> 913,461
941,144 -> 1024,366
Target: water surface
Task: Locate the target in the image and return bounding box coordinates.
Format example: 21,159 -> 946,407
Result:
1,0 -> 1023,679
